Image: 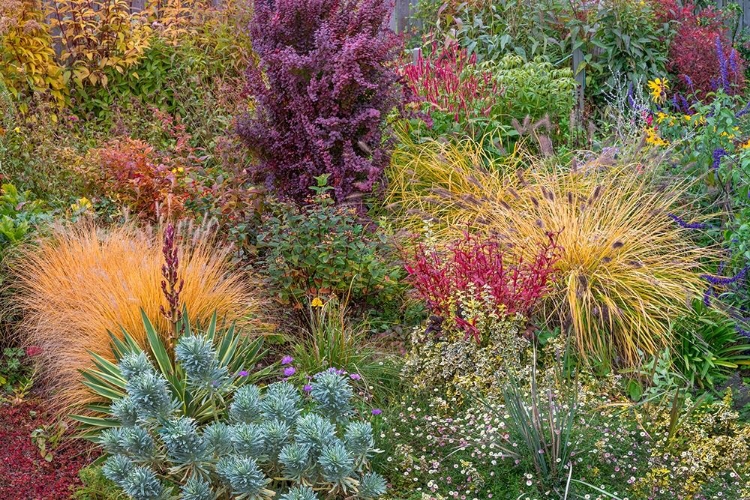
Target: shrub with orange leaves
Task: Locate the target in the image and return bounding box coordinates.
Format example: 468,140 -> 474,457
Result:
9,222 -> 264,411
83,114 -> 202,220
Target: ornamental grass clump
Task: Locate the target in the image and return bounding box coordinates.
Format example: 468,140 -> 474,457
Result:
388,137 -> 713,368
238,0 -> 403,203
488,166 -> 711,368
11,222 -> 262,412
79,317 -> 387,500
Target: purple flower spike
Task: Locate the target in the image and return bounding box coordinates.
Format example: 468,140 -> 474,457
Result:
283,366 -> 296,377
371,408 -> 382,416
303,384 -> 312,392
238,370 -> 249,377
350,373 -> 362,381
281,355 -> 294,365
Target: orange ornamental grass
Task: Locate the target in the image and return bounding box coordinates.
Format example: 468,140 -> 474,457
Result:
10,222 -> 263,411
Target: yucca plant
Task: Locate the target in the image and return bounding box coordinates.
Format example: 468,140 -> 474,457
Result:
387,137 -> 714,367
73,308 -> 274,435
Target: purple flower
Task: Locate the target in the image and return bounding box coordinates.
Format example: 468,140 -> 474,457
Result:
712,148 -> 727,171
371,408 -> 382,416
281,355 -> 294,365
283,366 -> 296,377
238,370 -> 249,377
350,373 -> 361,381
303,384 -> 312,392
716,36 -> 730,91
736,100 -> 750,118
668,214 -> 707,230
701,266 -> 748,286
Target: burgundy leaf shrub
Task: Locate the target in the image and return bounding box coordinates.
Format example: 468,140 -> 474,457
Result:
405,232 -> 562,342
655,0 -> 745,98
238,0 -> 404,203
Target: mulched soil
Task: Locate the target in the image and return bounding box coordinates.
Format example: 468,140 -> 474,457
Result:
0,399 -> 98,500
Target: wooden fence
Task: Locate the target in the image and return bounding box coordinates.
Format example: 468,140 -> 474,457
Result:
716,0 -> 750,31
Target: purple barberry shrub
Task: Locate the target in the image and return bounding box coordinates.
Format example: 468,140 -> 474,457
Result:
238,0 -> 404,203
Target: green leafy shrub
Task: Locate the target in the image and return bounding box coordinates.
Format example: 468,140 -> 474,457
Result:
78,312 -> 387,499
670,301 -> 750,389
258,176 -> 405,320
0,183 -> 52,257
72,465 -> 125,500
0,346 -> 36,394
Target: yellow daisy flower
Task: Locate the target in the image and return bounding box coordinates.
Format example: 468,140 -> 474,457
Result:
648,78 -> 668,103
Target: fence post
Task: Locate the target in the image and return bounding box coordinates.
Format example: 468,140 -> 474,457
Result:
572,46 -> 585,114
390,0 -> 421,33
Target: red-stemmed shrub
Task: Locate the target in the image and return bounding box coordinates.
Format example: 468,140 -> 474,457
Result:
237,0 -> 404,204
654,0 -> 745,98
405,232 -> 562,342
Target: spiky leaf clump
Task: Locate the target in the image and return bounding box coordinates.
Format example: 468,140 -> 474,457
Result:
216,456 -> 273,499
279,485 -> 319,500
181,475 -> 213,500
310,371 -> 352,422
358,472 -> 388,499
175,334 -> 228,389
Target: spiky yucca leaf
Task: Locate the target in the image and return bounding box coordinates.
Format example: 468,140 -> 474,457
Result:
72,308 -> 273,438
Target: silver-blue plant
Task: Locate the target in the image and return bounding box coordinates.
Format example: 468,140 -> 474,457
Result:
318,440 -> 355,490
118,352 -> 154,380
229,384 -> 263,423
278,442 -> 312,482
159,416 -> 207,464
261,382 -> 302,425
119,426 -> 157,461
294,413 -> 337,455
102,454 -> 135,484
344,421 -> 375,462
120,465 -> 166,500
216,456 -> 273,500
180,475 -> 213,500
262,419 -> 292,460
126,371 -> 174,420
310,371 -> 352,422
230,423 -> 267,458
203,422 -> 233,456
110,396 -> 139,427
358,472 -> 388,499
278,485 -> 319,500
175,334 -> 228,390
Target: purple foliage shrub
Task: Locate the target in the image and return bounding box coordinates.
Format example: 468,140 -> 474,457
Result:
238,0 -> 404,203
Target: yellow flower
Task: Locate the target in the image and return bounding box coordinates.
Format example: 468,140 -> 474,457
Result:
655,112 -> 668,124
644,126 -> 668,147
310,297 -> 324,308
71,197 -> 92,212
741,138 -> 750,149
648,78 -> 669,103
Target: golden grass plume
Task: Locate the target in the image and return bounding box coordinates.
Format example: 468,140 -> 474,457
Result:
387,137 -> 714,367
10,222 -> 262,410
